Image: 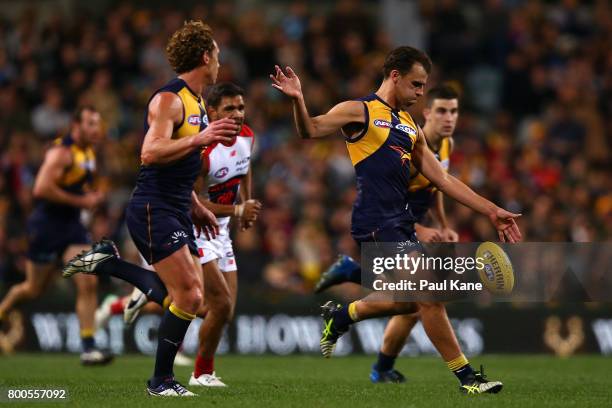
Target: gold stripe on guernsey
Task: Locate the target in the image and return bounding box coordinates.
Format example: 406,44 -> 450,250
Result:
346,99 -> 418,166
409,136 -> 450,192
174,87 -> 206,139
55,140 -> 96,188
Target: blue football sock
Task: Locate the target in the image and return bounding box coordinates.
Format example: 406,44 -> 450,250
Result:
96,258 -> 167,306
374,351 -> 396,372
81,336 -> 95,352
150,305 -> 194,388
332,305 -> 354,331
454,364 -> 475,385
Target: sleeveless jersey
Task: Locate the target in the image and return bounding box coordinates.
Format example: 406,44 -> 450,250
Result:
408,136 -> 451,222
346,94 -> 419,236
34,134 -> 95,219
201,124 -> 254,230
132,78 -> 209,213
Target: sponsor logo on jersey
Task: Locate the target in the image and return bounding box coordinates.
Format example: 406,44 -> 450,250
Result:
373,119 -> 392,128
226,251 -> 234,258
395,123 -> 417,136
187,114 -> 201,125
214,167 -> 229,178
202,113 -> 209,126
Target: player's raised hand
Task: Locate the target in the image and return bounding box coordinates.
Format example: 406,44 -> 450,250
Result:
270,65 -> 302,99
192,200 -> 219,240
489,208 -> 522,243
196,118 -> 238,146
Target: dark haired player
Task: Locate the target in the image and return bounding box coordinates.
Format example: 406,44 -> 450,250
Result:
189,82 -> 261,387
271,47 -> 521,394
0,106 -> 112,365
63,21 -> 237,396
314,85 -> 465,383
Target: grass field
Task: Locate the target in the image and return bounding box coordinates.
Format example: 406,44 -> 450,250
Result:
0,354 -> 610,407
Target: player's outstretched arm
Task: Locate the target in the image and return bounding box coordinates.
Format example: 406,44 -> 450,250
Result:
413,128 -> 522,242
270,65 -> 363,139
33,147 -> 104,209
140,92 -> 237,165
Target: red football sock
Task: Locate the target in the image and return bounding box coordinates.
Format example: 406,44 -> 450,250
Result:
194,355 -> 214,377
110,299 -> 125,315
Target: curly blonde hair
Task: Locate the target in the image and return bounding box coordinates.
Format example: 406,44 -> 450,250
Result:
166,20 -> 215,74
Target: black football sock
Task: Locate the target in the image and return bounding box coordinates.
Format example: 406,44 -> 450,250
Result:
448,354 -> 475,384
332,302 -> 359,331
81,328 -> 96,352
96,258 -> 167,306
149,304 -> 194,388
374,351 -> 397,372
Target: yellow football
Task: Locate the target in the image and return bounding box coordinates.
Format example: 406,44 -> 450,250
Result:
476,242 -> 514,295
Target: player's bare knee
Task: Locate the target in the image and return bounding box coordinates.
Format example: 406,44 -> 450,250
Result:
185,287 -> 203,314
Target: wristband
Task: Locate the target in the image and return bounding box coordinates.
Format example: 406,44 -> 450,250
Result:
234,204 -> 244,217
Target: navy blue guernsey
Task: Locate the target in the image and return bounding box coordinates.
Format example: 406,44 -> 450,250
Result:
346,94 -> 420,236
34,134 -> 96,220
131,78 -> 208,213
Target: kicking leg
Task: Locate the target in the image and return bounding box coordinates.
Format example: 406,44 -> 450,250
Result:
63,240 -> 169,306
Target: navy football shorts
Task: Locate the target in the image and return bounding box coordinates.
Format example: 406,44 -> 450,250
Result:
125,199 -> 198,265
352,222 -> 421,249
26,212 -> 90,264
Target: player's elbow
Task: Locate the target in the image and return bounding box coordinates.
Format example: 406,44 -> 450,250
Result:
140,148 -> 157,166
32,183 -> 48,199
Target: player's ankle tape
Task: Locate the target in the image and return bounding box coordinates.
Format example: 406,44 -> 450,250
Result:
447,354 -> 469,371
169,303 -> 196,321
80,328 -> 95,338
348,302 -> 359,321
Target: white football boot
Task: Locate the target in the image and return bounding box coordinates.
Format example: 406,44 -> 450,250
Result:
188,372 -> 227,387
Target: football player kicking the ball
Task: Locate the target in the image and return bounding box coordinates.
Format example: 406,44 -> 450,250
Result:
271,47 -> 521,395
314,85 -> 464,384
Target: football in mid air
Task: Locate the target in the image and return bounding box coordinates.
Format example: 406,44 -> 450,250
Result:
476,242 -> 514,295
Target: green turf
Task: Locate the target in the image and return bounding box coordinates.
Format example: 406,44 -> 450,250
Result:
0,354 -> 609,407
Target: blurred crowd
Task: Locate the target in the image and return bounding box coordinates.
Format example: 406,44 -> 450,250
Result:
0,0 -> 610,295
